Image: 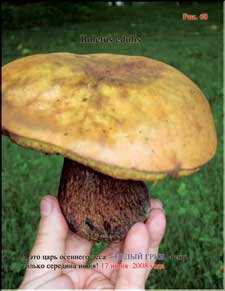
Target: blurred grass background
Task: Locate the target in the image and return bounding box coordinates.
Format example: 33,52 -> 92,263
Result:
2,1 -> 223,289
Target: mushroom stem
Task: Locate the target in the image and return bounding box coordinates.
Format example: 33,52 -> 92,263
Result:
58,158 -> 150,242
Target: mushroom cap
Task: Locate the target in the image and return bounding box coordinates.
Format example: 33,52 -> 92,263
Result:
2,53 -> 217,181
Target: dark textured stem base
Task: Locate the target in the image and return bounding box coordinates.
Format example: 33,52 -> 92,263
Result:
58,159 -> 150,242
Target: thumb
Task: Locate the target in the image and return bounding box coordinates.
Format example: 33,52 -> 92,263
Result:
23,195 -> 68,282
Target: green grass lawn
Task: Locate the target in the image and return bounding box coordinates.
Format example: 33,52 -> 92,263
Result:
2,2 -> 223,289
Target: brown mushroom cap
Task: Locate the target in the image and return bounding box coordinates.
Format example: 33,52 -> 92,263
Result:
2,53 -> 217,181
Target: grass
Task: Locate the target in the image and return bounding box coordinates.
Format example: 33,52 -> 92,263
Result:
2,2 -> 223,289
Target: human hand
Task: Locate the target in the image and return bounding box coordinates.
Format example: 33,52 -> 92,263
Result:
19,194 -> 166,289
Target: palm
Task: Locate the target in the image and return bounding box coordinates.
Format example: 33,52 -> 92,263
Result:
62,267 -> 115,289
20,232 -> 122,289
60,233 -> 120,289
28,268 -> 114,289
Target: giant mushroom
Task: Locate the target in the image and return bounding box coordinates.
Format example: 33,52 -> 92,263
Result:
2,53 -> 217,242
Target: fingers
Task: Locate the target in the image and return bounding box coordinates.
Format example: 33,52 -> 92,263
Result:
150,198 -> 164,210
22,195 -> 68,283
147,199 -> 166,248
92,241 -> 124,282
115,198 -> 166,289
64,230 -> 93,265
115,223 -> 150,289
145,198 -> 166,279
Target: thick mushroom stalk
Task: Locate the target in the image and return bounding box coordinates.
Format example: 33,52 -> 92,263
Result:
58,159 -> 150,242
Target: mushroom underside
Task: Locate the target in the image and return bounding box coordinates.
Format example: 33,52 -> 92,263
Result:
58,158 -> 150,242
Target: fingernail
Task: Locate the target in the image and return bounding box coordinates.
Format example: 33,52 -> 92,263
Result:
153,207 -> 165,213
40,197 -> 52,217
155,199 -> 163,209
111,242 -> 122,252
